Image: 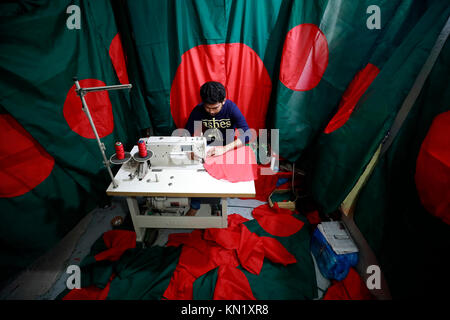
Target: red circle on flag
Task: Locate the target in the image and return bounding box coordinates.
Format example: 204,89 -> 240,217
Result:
0,114 -> 55,198
170,43 -> 272,131
109,33 -> 129,85
415,111 -> 450,224
279,23 -> 329,91
63,79 -> 114,139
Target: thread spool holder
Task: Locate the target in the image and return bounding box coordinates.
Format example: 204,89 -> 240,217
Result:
132,150 -> 152,181
73,77 -> 132,189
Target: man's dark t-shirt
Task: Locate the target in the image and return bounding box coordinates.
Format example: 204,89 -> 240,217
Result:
185,99 -> 250,145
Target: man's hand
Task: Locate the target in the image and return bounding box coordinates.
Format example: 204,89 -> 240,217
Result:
207,146 -> 228,157
207,139 -> 244,158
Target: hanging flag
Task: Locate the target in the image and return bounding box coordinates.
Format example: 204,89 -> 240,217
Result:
309,1 -> 450,214
0,0 -> 147,283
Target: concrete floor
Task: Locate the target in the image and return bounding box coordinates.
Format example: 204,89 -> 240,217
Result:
0,197 -> 329,300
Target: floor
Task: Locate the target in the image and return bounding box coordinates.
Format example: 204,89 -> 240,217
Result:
0,197 -> 330,300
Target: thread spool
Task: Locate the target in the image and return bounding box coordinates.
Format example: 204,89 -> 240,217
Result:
115,142 -> 125,160
138,139 -> 147,157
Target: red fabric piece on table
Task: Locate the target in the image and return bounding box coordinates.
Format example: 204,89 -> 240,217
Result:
163,214 -> 297,300
324,63 -> 380,134
213,265 -> 256,300
204,146 -> 258,183
94,230 -> 136,262
252,203 -> 304,237
63,275 -> 114,300
323,268 -> 373,300
415,111 -> 450,225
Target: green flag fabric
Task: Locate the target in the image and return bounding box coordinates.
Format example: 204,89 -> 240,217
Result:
1,0 -> 449,299
309,1 -> 450,214
353,36 -> 450,298
0,0 -> 148,284
192,214 -> 317,300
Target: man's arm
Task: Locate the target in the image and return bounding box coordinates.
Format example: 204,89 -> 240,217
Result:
207,138 -> 243,157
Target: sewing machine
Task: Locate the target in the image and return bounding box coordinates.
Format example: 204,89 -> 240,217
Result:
129,136 -> 207,180
146,136 -> 207,166
106,136 -> 256,241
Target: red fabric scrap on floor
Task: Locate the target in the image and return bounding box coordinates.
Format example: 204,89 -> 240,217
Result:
237,225 -> 265,274
261,237 -> 297,266
213,265 -> 256,300
163,214 -> 297,300
252,203 -> 304,237
63,275 -> 114,300
204,146 -> 258,182
94,230 -> 136,262
203,213 -> 248,250
323,268 -> 373,300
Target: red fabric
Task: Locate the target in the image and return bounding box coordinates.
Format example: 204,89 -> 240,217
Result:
63,230 -> 135,300
261,237 -> 297,266
109,33 -> 129,85
415,111 -> 450,224
0,114 -> 54,198
204,146 -> 258,182
237,226 -> 265,274
324,63 -> 380,133
164,228 -> 238,300
323,268 -> 373,300
304,210 -> 321,226
163,214 -> 297,300
63,79 -> 114,139
241,165 -> 293,201
252,203 -> 304,237
279,23 -> 329,91
63,275 -> 114,300
170,43 -> 272,132
213,265 -> 256,300
94,230 -> 136,262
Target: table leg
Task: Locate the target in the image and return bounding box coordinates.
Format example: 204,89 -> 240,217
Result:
126,197 -> 145,242
221,198 -> 228,228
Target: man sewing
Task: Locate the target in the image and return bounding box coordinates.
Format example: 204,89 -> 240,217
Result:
184,81 -> 250,216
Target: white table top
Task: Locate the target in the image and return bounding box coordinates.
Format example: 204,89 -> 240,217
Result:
106,146 -> 256,198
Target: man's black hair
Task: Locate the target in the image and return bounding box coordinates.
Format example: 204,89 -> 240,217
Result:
200,81 -> 226,104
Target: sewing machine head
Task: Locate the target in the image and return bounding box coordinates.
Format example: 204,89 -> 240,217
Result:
145,136 -> 206,167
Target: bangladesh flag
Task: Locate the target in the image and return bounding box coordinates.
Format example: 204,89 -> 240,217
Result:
61,208 -> 316,300
352,28 -> 450,298
125,0 -> 296,136
0,0 -> 149,283
309,0 -> 450,214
